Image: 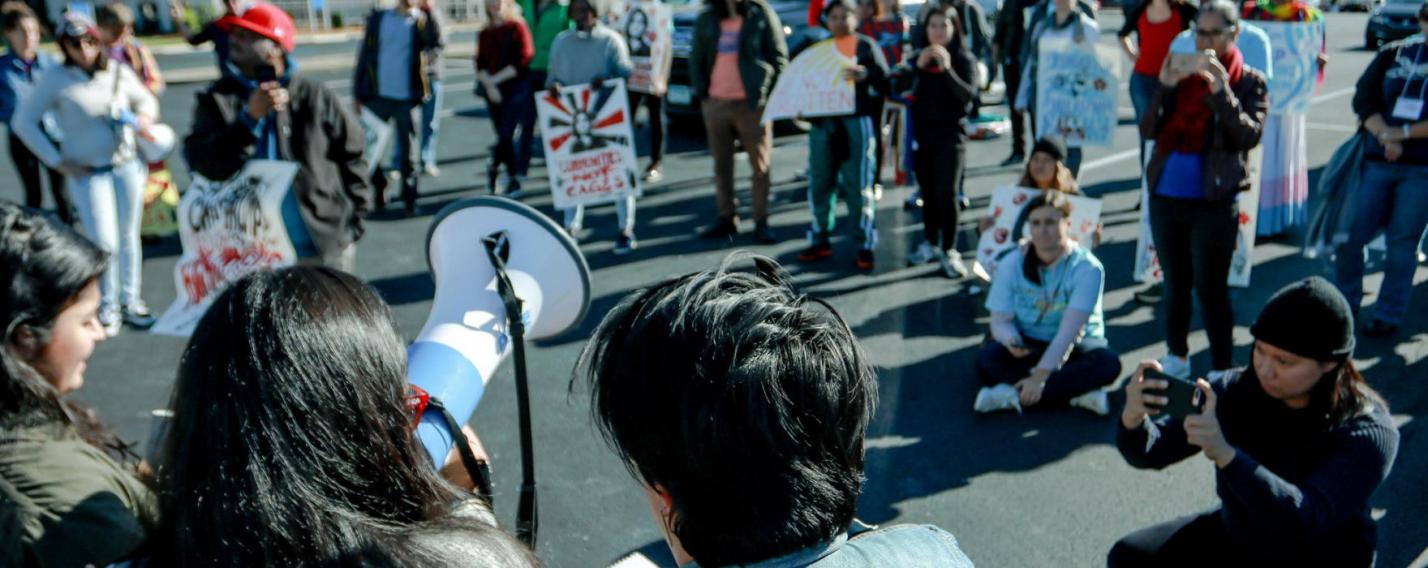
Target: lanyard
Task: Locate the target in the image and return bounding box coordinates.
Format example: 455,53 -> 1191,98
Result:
1397,44 -> 1428,102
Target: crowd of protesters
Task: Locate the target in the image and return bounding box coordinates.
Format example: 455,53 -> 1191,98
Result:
0,0 -> 1422,565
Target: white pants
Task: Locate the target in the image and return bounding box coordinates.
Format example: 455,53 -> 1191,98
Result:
564,195 -> 637,235
68,159 -> 146,315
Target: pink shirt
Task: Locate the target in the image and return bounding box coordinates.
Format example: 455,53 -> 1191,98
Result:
709,16 -> 746,101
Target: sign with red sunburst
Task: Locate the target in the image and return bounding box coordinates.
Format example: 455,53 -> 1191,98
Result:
536,80 -> 642,210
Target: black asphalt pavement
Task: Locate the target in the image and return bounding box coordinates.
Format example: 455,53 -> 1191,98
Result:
2,12 -> 1424,567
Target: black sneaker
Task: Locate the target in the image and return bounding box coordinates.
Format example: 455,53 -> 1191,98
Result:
1000,152 -> 1026,167
613,232 -> 637,255
854,249 -> 875,271
698,217 -> 739,240
752,223 -> 776,244
1134,284 -> 1163,304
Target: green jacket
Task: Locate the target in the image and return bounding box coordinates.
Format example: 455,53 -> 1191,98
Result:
0,422 -> 156,567
689,0 -> 788,108
519,0 -> 573,72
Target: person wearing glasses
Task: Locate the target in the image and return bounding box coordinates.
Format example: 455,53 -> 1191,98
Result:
1335,4 -> 1428,338
1141,0 -> 1267,382
11,13 -> 160,337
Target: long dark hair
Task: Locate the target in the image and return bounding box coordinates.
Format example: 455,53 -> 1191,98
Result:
0,201 -> 121,451
708,0 -> 745,20
59,35 -> 109,76
1020,192 -> 1074,285
917,3 -> 966,53
152,267 -> 534,566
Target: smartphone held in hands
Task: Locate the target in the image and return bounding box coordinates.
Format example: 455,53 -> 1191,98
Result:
1144,370 -> 1204,419
1168,51 -> 1211,77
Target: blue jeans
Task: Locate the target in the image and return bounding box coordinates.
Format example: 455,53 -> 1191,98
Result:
1334,160 -> 1428,324
68,158 -> 147,316
389,78 -> 443,170
1129,71 -> 1159,167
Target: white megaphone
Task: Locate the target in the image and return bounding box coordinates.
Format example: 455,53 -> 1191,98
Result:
408,196 -> 591,466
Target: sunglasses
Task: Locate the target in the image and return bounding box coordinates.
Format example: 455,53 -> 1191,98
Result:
1195,26 -> 1235,39
405,385 -> 431,431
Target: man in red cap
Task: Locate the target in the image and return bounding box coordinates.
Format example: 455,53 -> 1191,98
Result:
182,2 -> 372,272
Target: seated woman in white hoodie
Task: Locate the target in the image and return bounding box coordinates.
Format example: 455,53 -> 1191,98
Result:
974,191 -> 1121,415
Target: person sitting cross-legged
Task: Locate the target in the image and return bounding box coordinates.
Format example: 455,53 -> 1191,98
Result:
974,191 -> 1121,415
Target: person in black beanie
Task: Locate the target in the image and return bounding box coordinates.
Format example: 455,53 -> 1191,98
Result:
1109,277 -> 1400,567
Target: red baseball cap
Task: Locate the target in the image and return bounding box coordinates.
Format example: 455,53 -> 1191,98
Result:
217,2 -> 296,53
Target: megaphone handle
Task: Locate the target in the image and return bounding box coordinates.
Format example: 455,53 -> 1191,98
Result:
429,397 -> 496,506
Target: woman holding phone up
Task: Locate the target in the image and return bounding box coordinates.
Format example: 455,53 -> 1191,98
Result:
1111,277 -> 1399,566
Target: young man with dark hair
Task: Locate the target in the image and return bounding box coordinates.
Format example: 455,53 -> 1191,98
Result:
575,254 -> 975,567
352,0 -> 443,216
0,2 -> 72,224
184,2 -> 371,272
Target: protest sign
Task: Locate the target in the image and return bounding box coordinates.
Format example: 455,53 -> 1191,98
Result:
1134,144 -> 1263,287
536,80 -> 642,210
761,39 -> 855,124
152,160 -> 300,336
975,186 -> 1102,281
620,1 -> 672,95
1035,37 -> 1119,148
1258,21 -> 1325,115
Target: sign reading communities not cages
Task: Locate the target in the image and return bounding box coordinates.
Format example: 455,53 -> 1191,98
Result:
152,160 -> 299,336
1035,37 -> 1119,148
536,80 -> 643,210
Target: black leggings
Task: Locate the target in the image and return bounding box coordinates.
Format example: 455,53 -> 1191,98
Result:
913,132 -> 964,251
1108,512 -> 1374,567
629,91 -> 665,164
8,132 -> 73,224
1149,195 -> 1238,370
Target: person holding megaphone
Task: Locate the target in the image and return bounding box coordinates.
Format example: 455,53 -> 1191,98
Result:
1110,277 -> 1399,566
146,267 -> 538,566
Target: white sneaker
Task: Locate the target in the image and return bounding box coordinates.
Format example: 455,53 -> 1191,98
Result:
1069,390 -> 1110,416
99,309 -> 121,338
1157,354 -> 1191,380
973,384 -> 1023,414
909,241 -> 936,265
937,249 -> 969,279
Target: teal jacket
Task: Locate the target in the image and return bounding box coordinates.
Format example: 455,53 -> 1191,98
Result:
689,0 -> 788,108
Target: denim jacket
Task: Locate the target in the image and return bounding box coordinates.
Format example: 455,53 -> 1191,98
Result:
0,51 -> 61,139
683,522 -> 975,568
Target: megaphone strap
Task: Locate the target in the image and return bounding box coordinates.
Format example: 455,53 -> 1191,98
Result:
426,395 -> 496,506
484,231 -> 540,548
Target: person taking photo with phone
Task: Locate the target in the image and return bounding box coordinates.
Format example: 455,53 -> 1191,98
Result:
1111,277 -> 1399,567
184,3 -> 371,272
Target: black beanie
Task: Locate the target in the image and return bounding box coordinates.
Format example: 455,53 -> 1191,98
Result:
1032,135 -> 1067,163
1250,277 -> 1356,362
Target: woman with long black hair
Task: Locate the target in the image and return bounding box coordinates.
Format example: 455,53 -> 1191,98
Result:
0,201 -> 155,566
1111,277 -> 1399,566
903,4 -> 975,279
149,267 -> 538,566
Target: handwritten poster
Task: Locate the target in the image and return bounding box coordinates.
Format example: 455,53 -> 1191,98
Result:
1134,144 -> 1263,287
536,80 -> 642,210
975,186 -> 1102,281
152,160 -> 299,336
620,0 -> 672,94
1258,21 -> 1325,115
761,39 -> 855,124
1035,37 -> 1119,148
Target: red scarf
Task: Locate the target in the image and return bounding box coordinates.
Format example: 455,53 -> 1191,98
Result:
1155,45 -> 1244,155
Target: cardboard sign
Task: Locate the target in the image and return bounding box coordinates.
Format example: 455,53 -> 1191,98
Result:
1035,37 -> 1120,148
152,160 -> 300,336
620,1 -> 673,95
536,80 -> 643,210
976,186 -> 1102,281
1258,21 -> 1325,115
761,39 -> 856,124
